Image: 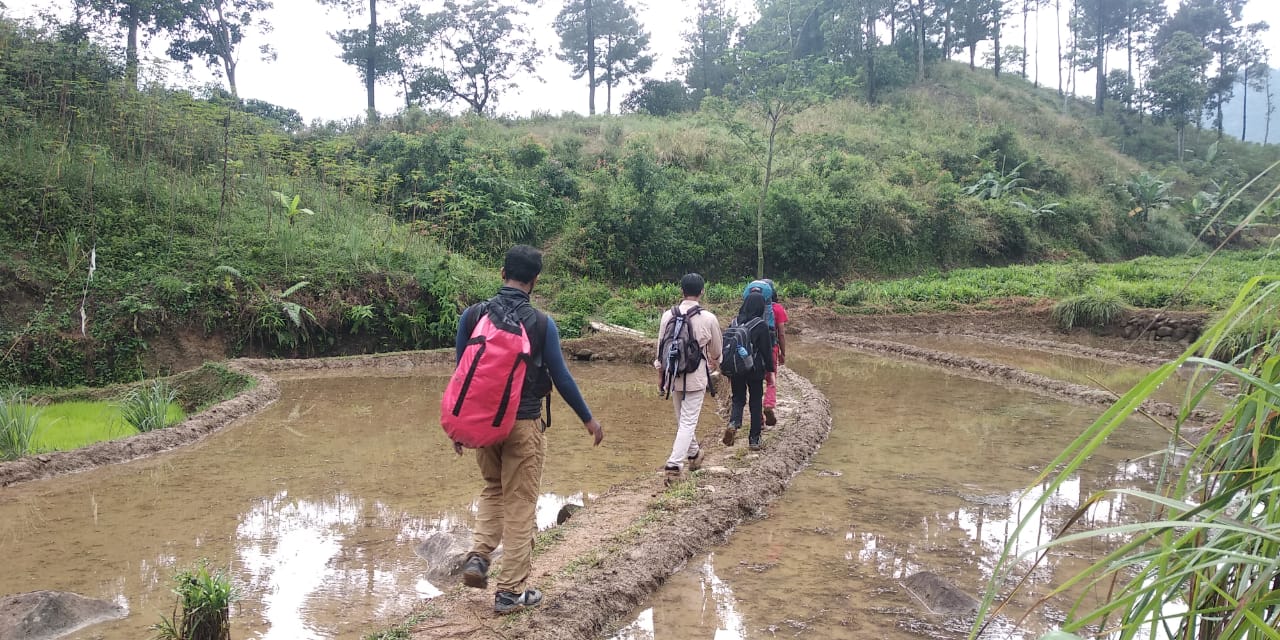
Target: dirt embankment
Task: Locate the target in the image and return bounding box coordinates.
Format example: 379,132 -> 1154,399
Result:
403,367 -> 833,640
793,305 -> 1202,361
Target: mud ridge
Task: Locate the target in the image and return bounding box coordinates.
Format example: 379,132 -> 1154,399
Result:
820,333 -> 1220,426
0,363 -> 279,487
499,368 -> 832,640
878,331 -> 1171,367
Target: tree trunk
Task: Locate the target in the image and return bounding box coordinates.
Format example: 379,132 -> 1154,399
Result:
757,114 -> 778,280
224,57 -> 238,98
1055,0 -> 1062,97
1093,0 -> 1104,115
1241,65 -> 1248,140
993,11 -> 1002,78
1021,1 -> 1028,79
587,0 -> 596,115
366,0 -> 377,122
969,44 -> 976,70
943,6 -> 952,57
125,5 -> 139,90
868,12 -> 878,102
912,0 -> 924,83
605,35 -> 614,114
1265,73 -> 1273,145
1033,1 -> 1041,86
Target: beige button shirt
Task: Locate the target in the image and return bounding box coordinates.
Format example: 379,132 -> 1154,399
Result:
656,300 -> 723,393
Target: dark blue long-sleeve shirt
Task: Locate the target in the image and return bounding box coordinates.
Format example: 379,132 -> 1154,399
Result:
455,295 -> 593,424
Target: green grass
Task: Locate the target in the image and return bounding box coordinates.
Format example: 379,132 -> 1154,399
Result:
31,400 -> 183,452
595,251 -> 1280,320
1051,289 -> 1130,330
0,392 -> 41,460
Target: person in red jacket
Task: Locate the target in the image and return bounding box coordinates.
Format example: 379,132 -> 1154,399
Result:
762,279 -> 788,426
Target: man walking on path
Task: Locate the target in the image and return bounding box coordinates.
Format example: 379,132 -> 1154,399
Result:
762,279 -> 788,426
454,245 -> 604,614
655,273 -> 722,485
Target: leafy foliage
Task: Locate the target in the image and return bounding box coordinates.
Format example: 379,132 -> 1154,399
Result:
0,392 -> 41,461
120,380 -> 180,432
152,559 -> 236,640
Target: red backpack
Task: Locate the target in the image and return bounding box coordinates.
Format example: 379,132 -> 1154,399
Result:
441,299 -> 538,448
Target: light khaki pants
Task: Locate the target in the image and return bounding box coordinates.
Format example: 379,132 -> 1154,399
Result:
470,418 -> 546,593
667,389 -> 705,469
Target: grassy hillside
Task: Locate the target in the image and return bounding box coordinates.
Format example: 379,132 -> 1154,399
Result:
0,13 -> 1275,387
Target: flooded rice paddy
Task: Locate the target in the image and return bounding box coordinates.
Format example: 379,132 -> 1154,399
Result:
611,339 -> 1176,640
1,334 -> 1190,640
0,362 -> 681,640
885,332 -> 1229,412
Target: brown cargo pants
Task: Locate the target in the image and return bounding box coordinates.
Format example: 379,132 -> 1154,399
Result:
469,418 -> 546,593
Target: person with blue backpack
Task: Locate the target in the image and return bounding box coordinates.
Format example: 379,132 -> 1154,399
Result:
442,245 -> 604,614
720,290 -> 776,451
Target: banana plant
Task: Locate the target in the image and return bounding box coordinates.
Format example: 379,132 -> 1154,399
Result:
271,190 -> 316,227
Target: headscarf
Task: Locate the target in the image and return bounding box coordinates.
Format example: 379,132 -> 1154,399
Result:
737,291 -> 767,326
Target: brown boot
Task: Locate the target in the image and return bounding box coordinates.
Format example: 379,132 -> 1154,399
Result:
763,407 -> 777,426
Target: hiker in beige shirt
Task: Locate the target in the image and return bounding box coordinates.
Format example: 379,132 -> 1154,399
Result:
654,273 -> 723,483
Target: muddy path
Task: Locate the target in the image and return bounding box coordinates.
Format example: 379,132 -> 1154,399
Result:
402,367 -> 832,640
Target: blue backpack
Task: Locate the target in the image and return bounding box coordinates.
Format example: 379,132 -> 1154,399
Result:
743,280 -> 775,331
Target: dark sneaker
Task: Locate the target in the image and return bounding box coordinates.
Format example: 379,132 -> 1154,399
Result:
764,407 -> 777,426
664,464 -> 682,487
749,440 -> 762,452
686,446 -> 705,471
722,424 -> 739,446
461,553 -> 489,589
494,588 -> 543,614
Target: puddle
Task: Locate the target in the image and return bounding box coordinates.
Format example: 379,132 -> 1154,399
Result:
612,340 -> 1176,640
0,362 -> 684,640
885,333 -> 1228,413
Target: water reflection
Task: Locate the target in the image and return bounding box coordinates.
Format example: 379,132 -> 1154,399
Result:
0,363 -> 662,640
616,341 -> 1174,639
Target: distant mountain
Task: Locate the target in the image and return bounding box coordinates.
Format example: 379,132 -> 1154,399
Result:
1212,66 -> 1279,145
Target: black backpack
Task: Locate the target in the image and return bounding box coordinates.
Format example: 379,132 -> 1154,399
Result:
720,317 -> 762,377
658,305 -> 704,398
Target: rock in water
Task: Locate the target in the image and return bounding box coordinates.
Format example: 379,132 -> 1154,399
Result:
902,571 -> 979,616
0,591 -> 127,640
415,527 -> 503,582
556,503 -> 583,525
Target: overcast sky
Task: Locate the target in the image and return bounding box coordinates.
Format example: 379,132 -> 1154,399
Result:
3,0 -> 1277,123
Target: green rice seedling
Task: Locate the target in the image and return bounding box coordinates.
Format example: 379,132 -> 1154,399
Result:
120,381 -> 180,433
152,559 -> 236,640
1050,289 -> 1128,331
0,392 -> 41,460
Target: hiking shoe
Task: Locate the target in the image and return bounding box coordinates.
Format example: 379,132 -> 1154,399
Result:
764,407 -> 777,426
494,588 -> 543,614
722,425 -> 738,446
664,464 -> 682,487
461,553 -> 489,589
686,446 -> 705,471
749,440 -> 762,452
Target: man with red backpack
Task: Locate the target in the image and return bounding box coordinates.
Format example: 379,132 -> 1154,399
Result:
445,245 -> 604,614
